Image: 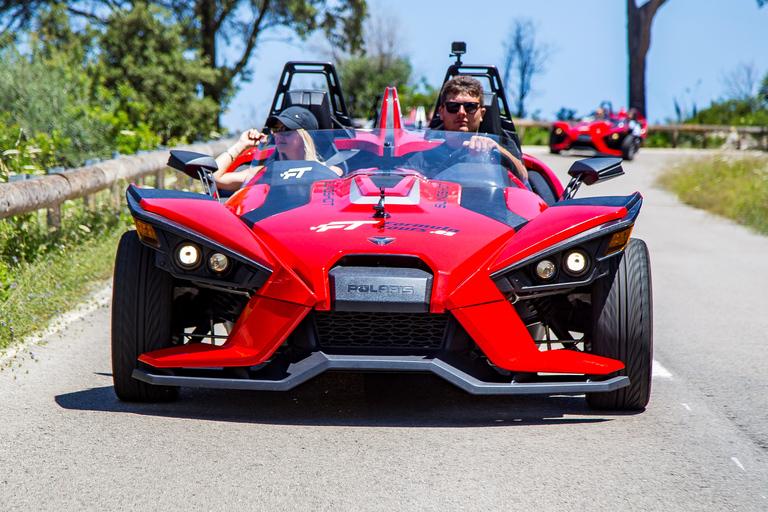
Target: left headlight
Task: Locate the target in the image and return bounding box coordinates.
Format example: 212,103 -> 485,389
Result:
176,243 -> 202,269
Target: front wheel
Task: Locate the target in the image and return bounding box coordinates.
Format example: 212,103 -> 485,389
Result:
621,135 -> 636,160
586,238 -> 653,410
111,231 -> 179,402
548,130 -> 562,154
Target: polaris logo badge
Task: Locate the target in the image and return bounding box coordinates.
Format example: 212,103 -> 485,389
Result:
368,236 -> 396,246
280,167 -> 313,179
348,284 -> 415,294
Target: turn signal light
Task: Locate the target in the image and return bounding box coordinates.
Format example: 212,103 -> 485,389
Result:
134,219 -> 160,247
606,226 -> 633,255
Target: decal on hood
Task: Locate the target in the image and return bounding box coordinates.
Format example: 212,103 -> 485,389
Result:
311,220 -> 379,232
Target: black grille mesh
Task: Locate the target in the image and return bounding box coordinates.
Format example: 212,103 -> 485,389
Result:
314,311 -> 449,349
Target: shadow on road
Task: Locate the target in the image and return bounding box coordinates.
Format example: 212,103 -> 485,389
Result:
55,372 -> 641,427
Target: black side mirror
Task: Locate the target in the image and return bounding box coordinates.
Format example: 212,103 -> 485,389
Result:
167,150 -> 218,179
561,157 -> 623,200
167,150 -> 220,199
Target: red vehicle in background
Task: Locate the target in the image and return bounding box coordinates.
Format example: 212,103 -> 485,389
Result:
549,102 -> 647,160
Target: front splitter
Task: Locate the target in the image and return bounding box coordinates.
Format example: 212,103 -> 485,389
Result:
133,352 -> 629,396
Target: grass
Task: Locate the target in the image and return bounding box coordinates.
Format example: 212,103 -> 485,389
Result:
0,225 -> 128,351
656,153 -> 768,234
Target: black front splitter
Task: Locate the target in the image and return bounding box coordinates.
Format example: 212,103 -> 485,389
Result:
133,352 -> 629,396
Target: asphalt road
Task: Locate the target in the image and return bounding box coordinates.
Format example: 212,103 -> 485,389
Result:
2,147 -> 767,511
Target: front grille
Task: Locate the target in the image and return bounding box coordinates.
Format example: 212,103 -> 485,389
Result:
314,311 -> 449,350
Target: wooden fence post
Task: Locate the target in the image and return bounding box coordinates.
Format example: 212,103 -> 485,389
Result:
47,205 -> 61,232
155,169 -> 165,189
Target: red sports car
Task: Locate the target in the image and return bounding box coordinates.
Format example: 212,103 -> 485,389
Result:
112,55 -> 653,410
549,102 -> 648,160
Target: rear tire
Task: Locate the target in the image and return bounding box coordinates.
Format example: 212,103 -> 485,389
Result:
111,231 -> 179,402
586,239 -> 653,410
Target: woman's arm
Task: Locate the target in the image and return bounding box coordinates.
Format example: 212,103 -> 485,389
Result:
213,129 -> 267,190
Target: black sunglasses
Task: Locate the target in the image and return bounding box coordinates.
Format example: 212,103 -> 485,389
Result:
443,101 -> 481,114
272,124 -> 294,133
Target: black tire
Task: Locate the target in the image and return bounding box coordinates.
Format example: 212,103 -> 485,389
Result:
111,231 -> 179,402
548,130 -> 562,154
586,238 -> 653,410
621,135 -> 636,160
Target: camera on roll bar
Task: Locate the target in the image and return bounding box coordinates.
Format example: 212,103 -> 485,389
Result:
450,41 -> 466,65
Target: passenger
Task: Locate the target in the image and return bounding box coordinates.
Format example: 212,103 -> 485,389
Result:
407,76 -> 528,184
594,107 -> 606,121
213,106 -> 341,191
627,108 -> 642,137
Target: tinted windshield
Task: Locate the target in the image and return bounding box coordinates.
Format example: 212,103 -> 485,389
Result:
248,129 -> 513,182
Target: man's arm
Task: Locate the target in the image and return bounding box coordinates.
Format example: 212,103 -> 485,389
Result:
465,135 -> 529,182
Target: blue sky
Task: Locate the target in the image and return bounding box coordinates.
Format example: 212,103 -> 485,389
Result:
221,0 -> 768,131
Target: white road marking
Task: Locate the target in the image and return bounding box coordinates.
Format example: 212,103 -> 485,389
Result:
731,457 -> 746,471
652,359 -> 673,379
682,403 -> 692,412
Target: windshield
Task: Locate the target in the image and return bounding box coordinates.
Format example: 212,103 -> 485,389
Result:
246,128 -> 515,185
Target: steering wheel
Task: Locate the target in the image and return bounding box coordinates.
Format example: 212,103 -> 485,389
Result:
440,145 -> 501,170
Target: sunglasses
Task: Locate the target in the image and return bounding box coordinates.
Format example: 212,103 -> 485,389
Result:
443,101 -> 481,114
272,124 -> 294,133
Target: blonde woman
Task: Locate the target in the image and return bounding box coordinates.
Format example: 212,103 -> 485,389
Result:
213,106 -> 341,191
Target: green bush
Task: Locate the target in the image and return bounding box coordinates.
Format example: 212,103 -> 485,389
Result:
520,126 -> 549,146
644,132 -> 671,148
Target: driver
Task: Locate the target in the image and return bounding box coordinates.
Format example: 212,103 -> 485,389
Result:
212,106 -> 342,191
405,76 -> 529,185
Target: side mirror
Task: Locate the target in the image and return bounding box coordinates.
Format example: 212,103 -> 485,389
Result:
167,150 -> 218,179
167,150 -> 220,200
561,157 -> 623,200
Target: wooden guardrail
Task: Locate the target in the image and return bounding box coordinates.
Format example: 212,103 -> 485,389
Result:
0,139 -> 233,221
514,119 -> 768,150
2,122 -> 766,222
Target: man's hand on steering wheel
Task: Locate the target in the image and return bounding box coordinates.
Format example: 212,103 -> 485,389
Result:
464,135 -> 499,156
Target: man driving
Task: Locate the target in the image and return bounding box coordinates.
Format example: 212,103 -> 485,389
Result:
406,75 -> 529,186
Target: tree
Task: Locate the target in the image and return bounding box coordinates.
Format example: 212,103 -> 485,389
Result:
331,10 -> 436,120
98,3 -> 221,144
501,19 -> 552,119
722,62 -> 760,108
0,1 -> 368,126
627,0 -> 766,118
626,0 -> 668,117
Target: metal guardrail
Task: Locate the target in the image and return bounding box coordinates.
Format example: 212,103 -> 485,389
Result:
0,140 -> 233,220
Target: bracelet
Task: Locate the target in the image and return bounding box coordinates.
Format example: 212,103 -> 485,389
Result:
226,148 -> 237,161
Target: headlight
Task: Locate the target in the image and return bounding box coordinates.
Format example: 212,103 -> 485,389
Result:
208,252 -> 230,274
176,243 -> 202,269
535,259 -> 557,280
563,250 -> 589,277
611,133 -> 619,140
555,128 -> 563,135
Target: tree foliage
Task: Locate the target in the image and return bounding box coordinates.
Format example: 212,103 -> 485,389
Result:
332,10 -> 437,120
337,54 -> 412,119
0,0 -> 368,125
97,3 -> 220,144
